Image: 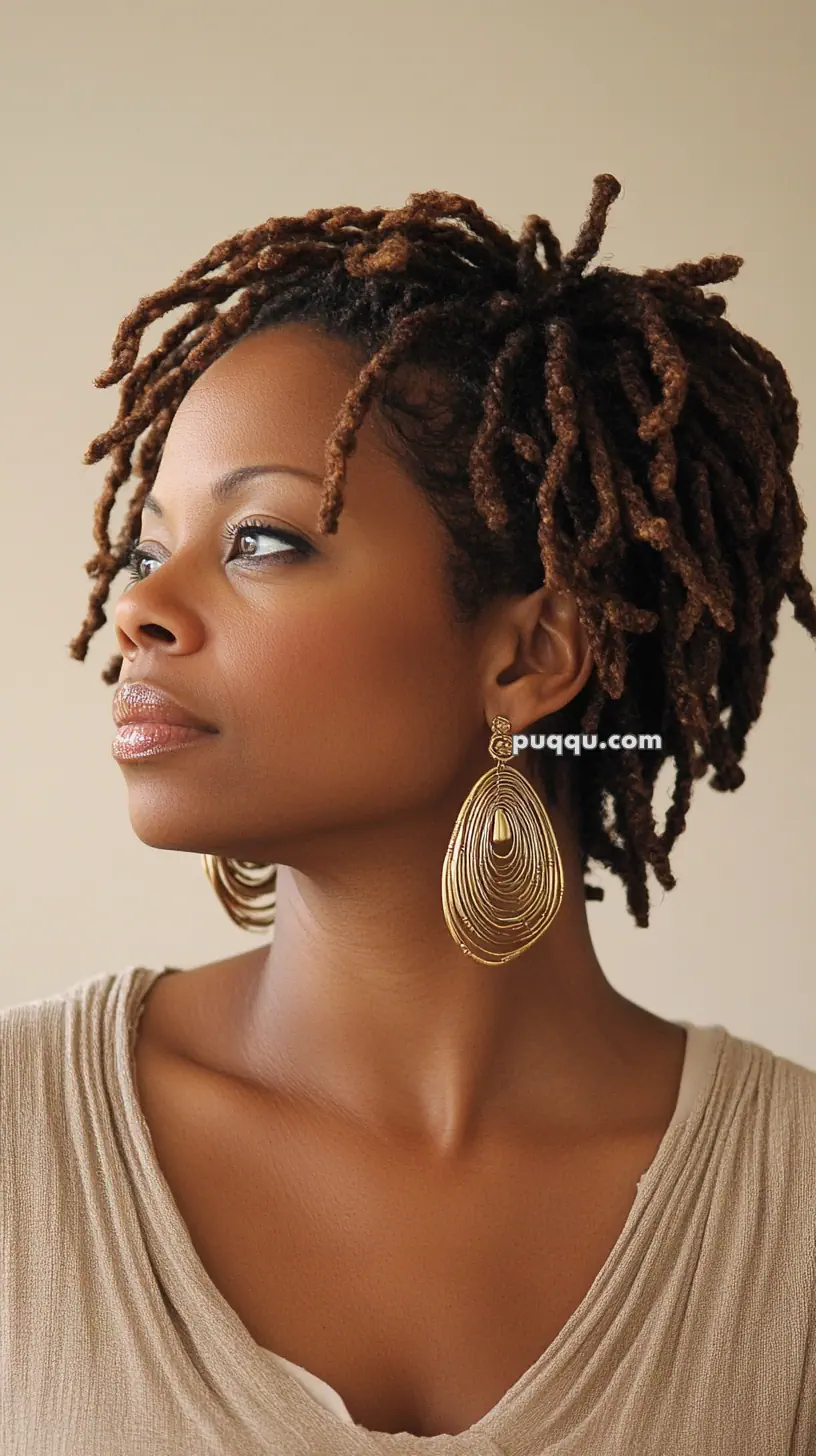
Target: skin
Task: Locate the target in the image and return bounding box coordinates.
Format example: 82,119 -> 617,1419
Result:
114,320 -> 687,1438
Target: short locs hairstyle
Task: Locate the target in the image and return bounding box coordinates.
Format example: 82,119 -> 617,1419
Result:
70,173 -> 816,926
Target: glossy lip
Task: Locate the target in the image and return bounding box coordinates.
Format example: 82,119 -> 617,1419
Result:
112,721 -> 215,761
112,680 -> 219,734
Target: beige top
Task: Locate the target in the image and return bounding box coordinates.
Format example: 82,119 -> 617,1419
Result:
1,964 -> 815,1455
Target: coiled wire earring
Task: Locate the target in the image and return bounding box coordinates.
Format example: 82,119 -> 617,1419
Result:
441,714 -> 563,965
201,855 -> 277,934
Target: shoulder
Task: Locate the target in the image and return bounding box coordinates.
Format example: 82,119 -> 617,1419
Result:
722,1030 -> 816,1438
717,1023 -> 816,1144
0,967 -> 156,1142
0,971 -> 156,1402
724,1024 -> 816,1120
713,1024 -> 816,1239
0,966 -> 139,1057
0,967 -> 172,1253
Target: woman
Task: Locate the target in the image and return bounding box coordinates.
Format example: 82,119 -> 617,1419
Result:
2,174 -> 814,1454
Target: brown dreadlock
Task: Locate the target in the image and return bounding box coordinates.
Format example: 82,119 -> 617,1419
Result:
69,173 -> 816,926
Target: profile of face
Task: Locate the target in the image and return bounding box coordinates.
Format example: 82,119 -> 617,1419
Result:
113,322 -> 511,869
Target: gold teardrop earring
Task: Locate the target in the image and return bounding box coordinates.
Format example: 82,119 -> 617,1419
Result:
441,714 -> 563,965
201,855 -> 278,934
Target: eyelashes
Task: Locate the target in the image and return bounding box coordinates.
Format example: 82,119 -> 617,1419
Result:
124,517 -> 315,584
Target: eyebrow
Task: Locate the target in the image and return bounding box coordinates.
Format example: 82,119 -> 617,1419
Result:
141,463 -> 325,517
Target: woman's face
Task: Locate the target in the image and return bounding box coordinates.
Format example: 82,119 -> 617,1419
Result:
113,321 -> 498,863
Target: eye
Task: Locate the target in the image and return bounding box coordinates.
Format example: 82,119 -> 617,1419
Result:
124,518 -> 314,584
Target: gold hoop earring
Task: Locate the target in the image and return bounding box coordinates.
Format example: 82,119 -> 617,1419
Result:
441,714 -> 563,965
202,855 -> 277,934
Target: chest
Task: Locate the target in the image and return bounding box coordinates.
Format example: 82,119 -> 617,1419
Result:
133,1038 -> 662,1438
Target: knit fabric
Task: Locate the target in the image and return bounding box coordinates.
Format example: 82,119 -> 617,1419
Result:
1,965 -> 814,1455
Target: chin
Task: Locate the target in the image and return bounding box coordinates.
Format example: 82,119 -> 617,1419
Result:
122,787 -> 227,854
124,797 -> 278,861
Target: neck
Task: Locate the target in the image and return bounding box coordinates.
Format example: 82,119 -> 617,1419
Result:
224,806 -> 672,1154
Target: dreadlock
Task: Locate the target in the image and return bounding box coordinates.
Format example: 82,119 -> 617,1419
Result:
69,173 -> 816,926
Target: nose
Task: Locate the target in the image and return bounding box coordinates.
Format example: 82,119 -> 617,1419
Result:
114,569 -> 207,663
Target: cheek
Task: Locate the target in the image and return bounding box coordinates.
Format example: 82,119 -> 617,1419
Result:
224,577 -> 479,822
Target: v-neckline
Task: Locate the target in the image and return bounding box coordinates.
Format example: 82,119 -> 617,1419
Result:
109,964 -> 728,1455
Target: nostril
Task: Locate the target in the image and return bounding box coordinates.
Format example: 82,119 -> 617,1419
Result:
141,625 -> 175,642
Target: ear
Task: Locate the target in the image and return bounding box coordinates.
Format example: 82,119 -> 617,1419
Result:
481,585 -> 594,731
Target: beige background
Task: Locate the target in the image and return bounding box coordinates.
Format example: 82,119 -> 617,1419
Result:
1,0 -> 813,1063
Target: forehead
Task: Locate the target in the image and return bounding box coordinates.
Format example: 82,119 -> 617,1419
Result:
145,321 -> 452,550
161,322 -> 371,473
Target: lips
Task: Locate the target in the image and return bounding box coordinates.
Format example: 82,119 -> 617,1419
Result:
112,681 -> 219,733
